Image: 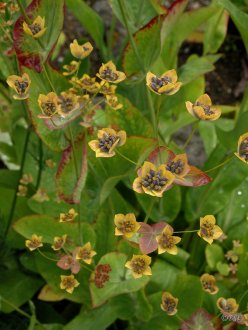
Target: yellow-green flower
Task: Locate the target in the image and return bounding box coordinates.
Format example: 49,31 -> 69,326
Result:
99,81 -> 117,95
23,16 -> 46,38
51,235 -> 67,251
198,215 -> 223,244
146,69 -> 182,95
97,61 -> 126,83
88,128 -> 126,158
25,234 -> 43,251
125,255 -> 152,279
70,40 -> 93,59
57,91 -> 79,117
217,297 -> 239,314
17,184 -> 27,197
200,273 -> 219,294
161,292 -> 178,315
59,208 -> 78,222
105,94 -> 123,110
63,61 -> 79,76
166,153 -> 190,179
32,188 -> 49,202
133,161 -> 175,197
235,132 -> 248,164
6,73 -> 31,100
186,94 -> 221,121
20,173 -> 33,185
75,242 -> 96,265
156,225 -> 181,255
114,213 -> 141,238
77,74 -> 100,93
38,92 -> 60,118
60,275 -> 79,294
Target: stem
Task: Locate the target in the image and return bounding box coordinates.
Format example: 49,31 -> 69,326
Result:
146,88 -> 158,137
115,149 -> 137,165
238,289 -> 248,305
42,64 -> 56,92
107,13 -> 117,58
35,138 -> 43,190
37,249 -> 58,262
204,155 -> 234,173
16,0 -> 31,24
174,229 -> 199,234
183,121 -> 199,150
0,19 -> 13,43
144,199 -> 155,224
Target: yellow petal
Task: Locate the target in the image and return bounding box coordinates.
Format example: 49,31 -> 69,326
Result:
196,94 -> 212,106
132,177 -> 144,194
213,225 -> 223,239
186,101 -> 194,116
141,161 -> 156,177
116,130 -> 127,146
161,69 -> 178,83
88,140 -> 99,152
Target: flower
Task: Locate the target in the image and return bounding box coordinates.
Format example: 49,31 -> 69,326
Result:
105,95 -> 123,110
156,225 -> 181,255
161,292 -> 178,315
58,91 -> 79,117
75,242 -> 96,264
235,132 -> 248,164
186,94 -> 221,121
60,275 -> 79,294
59,208 -> 78,222
57,254 -> 80,274
97,61 -> 126,83
51,235 -> 67,251
63,61 -> 79,76
197,215 -> 223,244
146,69 -> 182,95
76,74 -> 100,93
166,153 -> 190,180
200,274 -> 219,294
25,234 -> 43,251
216,297 -> 239,314
32,188 -> 49,202
17,184 -> 28,197
20,173 -> 33,185
46,159 -> 56,168
38,92 -> 60,118
70,40 -> 93,59
88,128 -> 126,158
133,161 -> 175,197
125,254 -> 152,279
99,81 -> 117,95
114,213 -> 141,238
23,16 -> 46,38
6,73 -> 31,100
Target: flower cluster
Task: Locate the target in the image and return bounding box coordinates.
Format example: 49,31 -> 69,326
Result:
94,264 -> 112,288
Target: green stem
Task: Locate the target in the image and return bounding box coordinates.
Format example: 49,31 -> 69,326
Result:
174,229 -> 199,234
238,289 -> 248,305
16,0 -> 31,24
35,138 -> 43,190
204,155 -> 234,173
115,149 -> 137,166
37,249 -> 58,262
42,64 -> 56,92
107,13 -> 117,58
183,121 -> 199,150
146,88 -> 158,137
144,199 -> 156,224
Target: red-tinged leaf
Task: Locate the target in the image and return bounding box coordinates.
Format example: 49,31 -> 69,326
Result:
138,222 -> 167,254
181,308 -> 222,330
178,166 -> 212,187
147,146 -> 174,164
57,255 -> 80,274
56,134 -> 88,204
13,0 -> 64,72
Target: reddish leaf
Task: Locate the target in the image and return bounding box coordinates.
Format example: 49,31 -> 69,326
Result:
181,308 -> 222,330
57,255 -> 80,274
138,222 -> 167,254
178,166 -> 212,187
147,146 -> 174,165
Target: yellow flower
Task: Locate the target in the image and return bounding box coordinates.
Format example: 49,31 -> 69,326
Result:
156,225 -> 181,255
88,128 -> 126,158
58,91 -> 79,117
133,161 -> 175,197
166,153 -> 190,179
32,188 -> 49,202
17,184 -> 27,197
99,81 -> 117,95
25,234 -> 43,251
77,74 -> 100,93
38,92 -> 60,118
146,69 -> 182,95
161,292 -> 178,315
197,215 -> 223,244
23,16 -> 46,38
6,73 -> 31,100
235,132 -> 248,164
75,242 -> 96,264
105,94 -> 123,110
125,255 -> 152,279
186,94 -> 221,121
114,213 -> 141,238
60,275 -> 79,294
20,173 -> 33,185
200,273 -> 219,294
97,61 -> 126,83
63,61 -> 79,76
70,40 -> 93,60
59,208 -> 78,222
51,235 -> 67,251
217,297 -> 239,314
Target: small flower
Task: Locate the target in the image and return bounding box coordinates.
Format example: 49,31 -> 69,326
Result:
58,91 -> 79,117
45,159 -> 56,168
114,213 -> 141,238
125,254 -> 152,279
200,273 -> 219,294
75,242 -> 96,264
23,16 -> 46,38
197,215 -> 223,244
63,61 -> 79,76
105,94 -> 123,110
161,292 -> 178,315
57,254 -> 80,274
32,188 -> 50,202
70,40 -> 93,59
25,234 -> 43,251
6,73 -> 31,100
225,250 -> 239,263
17,184 -> 28,197
97,61 -> 126,83
88,128 -> 126,158
59,208 -> 78,222
216,297 -> 239,314
146,70 -> 182,95
235,132 -> 248,164
228,263 -> 238,275
166,153 -> 190,179
60,275 -> 79,294
156,225 -> 181,255
76,74 -> 100,93
186,94 -> 221,121
51,235 -> 67,251
38,92 -> 60,118
20,173 -> 33,185
99,81 -> 117,95
133,161 -> 175,197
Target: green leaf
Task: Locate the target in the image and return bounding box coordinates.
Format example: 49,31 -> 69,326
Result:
100,174 -> 128,205
205,244 -> 224,269
216,261 -> 230,276
133,290 -> 153,322
90,253 -> 149,307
